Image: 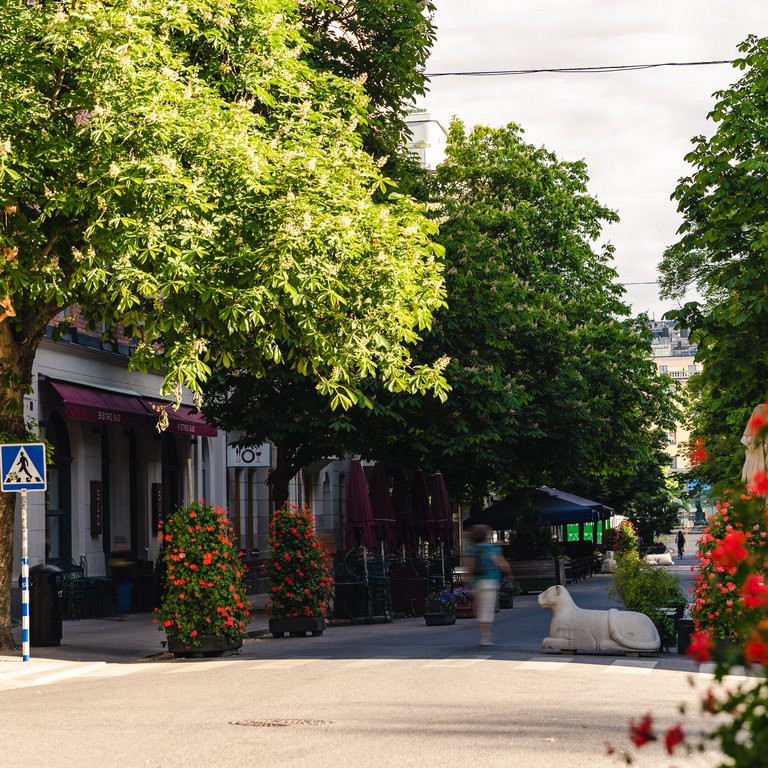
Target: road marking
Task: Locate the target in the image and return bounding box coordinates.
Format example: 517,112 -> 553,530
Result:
605,659 -> 658,675
89,663 -> 159,678
249,659 -> 317,669
343,657 -> 409,668
0,660 -> 72,680
424,656 -> 490,668
25,661 -> 107,686
515,655 -> 574,671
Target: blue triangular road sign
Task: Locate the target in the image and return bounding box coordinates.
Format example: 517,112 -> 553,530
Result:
1,443 -> 46,492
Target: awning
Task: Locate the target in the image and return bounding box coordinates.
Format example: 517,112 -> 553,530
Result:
144,399 -> 218,437
463,486 -> 613,530
48,379 -> 154,428
48,380 -> 218,436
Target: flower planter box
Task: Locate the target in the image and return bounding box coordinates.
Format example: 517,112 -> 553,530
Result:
424,610 -> 456,626
499,595 -> 514,609
269,616 -> 325,638
510,559 -> 566,594
167,634 -> 243,658
455,600 -> 475,619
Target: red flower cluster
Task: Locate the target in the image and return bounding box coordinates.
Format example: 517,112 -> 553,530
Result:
154,501 -> 249,646
266,504 -> 333,620
710,530 -> 748,570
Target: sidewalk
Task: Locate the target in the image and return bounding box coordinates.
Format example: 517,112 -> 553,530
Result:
6,568 -> 695,664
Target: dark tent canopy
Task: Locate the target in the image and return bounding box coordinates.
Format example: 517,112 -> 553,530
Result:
463,487 -> 613,530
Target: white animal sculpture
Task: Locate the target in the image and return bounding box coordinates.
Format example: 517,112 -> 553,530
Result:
600,551 -> 617,573
643,550 -> 674,566
538,584 -> 660,654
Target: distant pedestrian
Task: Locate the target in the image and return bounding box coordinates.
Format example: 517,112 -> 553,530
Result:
676,530 -> 686,559
464,524 -> 511,646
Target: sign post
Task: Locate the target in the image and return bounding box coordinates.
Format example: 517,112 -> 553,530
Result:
1,443 -> 47,662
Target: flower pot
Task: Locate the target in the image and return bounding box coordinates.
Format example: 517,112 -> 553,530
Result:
166,634 -> 243,658
499,595 -> 514,609
455,600 -> 475,619
269,616 -> 325,638
424,610 -> 456,626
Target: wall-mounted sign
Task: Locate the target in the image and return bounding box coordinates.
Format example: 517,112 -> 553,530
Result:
227,437 -> 271,468
151,482 -> 164,533
90,480 -> 103,536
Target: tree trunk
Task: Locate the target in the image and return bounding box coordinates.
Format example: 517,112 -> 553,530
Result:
269,452 -> 294,511
0,310 -> 47,651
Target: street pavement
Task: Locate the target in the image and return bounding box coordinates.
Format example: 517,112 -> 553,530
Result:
0,549 -> 740,768
4,553 -> 703,672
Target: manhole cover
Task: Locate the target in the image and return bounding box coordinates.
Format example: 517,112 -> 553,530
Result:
229,718 -> 332,728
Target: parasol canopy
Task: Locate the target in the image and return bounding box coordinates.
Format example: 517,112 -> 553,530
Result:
391,467 -> 417,546
741,403 -> 768,485
430,472 -> 454,549
411,469 -> 435,546
463,486 -> 612,530
369,462 -> 398,545
345,459 -> 376,550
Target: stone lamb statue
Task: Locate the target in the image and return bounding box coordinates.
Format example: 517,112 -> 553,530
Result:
643,550 -> 674,566
538,585 -> 660,654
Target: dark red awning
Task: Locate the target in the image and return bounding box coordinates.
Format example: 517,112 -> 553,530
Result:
48,380 -> 218,437
48,380 -> 154,428
144,399 -> 218,437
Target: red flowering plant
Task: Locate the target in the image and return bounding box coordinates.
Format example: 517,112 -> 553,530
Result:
603,519 -> 639,556
154,501 -> 250,647
266,504 -> 333,620
608,480 -> 768,766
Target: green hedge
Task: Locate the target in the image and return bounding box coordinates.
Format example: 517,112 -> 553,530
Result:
608,553 -> 687,646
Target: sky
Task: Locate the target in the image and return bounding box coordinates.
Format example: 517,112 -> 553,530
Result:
414,1 -> 768,319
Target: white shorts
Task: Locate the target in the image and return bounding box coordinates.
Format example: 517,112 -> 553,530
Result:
473,579 -> 498,623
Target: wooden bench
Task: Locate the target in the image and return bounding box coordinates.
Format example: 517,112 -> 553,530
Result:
509,559 -> 566,594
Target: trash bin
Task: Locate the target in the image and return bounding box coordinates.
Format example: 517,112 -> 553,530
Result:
29,564 -> 63,646
677,617 -> 694,656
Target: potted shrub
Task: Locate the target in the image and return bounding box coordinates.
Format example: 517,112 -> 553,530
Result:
498,578 -> 521,609
266,504 -> 334,638
452,585 -> 475,618
424,588 -> 457,625
155,501 -> 250,656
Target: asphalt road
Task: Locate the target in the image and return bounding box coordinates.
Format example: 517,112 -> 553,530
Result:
0,557 -> 734,768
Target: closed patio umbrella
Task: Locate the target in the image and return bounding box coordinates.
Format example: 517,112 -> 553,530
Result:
392,467 -> 416,547
369,462 -> 397,545
411,469 -> 435,546
741,403 -> 768,484
430,472 -> 454,550
345,459 -> 376,551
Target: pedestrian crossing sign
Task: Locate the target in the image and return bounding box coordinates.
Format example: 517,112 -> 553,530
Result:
0,443 -> 46,492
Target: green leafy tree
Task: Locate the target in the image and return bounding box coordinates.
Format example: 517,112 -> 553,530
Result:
298,0 -> 437,162
659,34 -> 768,487
0,0 -> 447,650
375,120 -> 677,510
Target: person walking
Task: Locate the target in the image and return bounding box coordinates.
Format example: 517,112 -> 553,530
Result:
676,530 -> 686,559
464,524 -> 512,646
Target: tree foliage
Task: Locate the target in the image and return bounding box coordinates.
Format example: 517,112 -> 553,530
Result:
0,0 -> 447,649
659,34 -> 768,487
298,0 -> 437,162
379,120 -> 677,509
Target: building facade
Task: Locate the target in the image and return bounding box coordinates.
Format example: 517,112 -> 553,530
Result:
648,320 -> 702,471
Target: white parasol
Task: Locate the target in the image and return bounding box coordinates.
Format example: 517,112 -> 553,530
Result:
741,403 -> 768,484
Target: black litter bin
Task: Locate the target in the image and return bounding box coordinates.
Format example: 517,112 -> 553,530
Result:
677,617 -> 694,656
29,564 -> 63,646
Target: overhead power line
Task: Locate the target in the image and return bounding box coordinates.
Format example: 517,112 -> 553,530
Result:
425,60 -> 734,77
